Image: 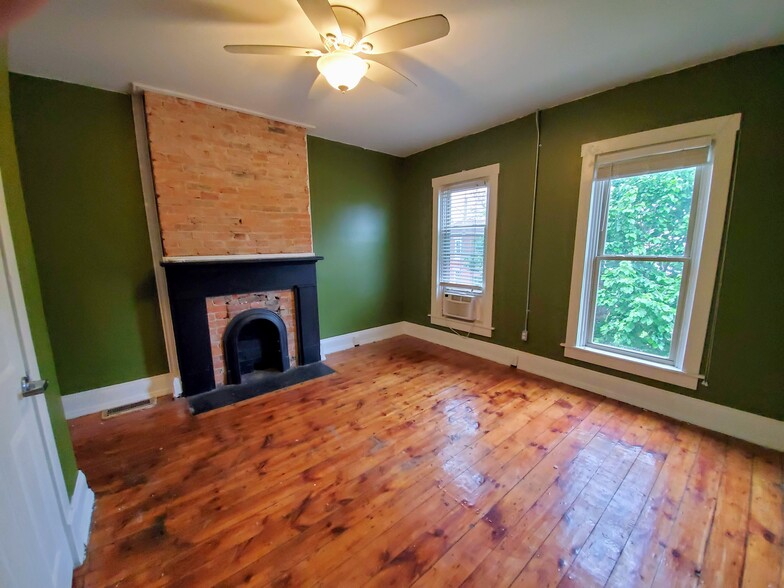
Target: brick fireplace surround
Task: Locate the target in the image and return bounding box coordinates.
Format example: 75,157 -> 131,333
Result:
161,258 -> 322,396
143,91 -> 322,395
207,290 -> 298,387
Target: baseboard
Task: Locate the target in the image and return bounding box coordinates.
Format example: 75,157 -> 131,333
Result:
66,471 -> 94,566
59,323 -> 783,450
62,373 -> 173,419
63,327 -> 399,419
172,376 -> 183,398
400,322 -> 784,452
320,322 -> 406,358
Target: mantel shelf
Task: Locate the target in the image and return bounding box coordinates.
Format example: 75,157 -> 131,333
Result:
161,253 -> 323,266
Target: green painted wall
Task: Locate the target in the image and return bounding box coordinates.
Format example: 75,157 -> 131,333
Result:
0,43 -> 78,495
308,137 -> 403,337
10,74 -> 168,395
8,77 -> 404,390
401,45 -> 784,421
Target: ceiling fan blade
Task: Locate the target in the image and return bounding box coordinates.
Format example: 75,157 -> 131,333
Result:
364,60 -> 416,93
296,0 -> 341,40
359,15 -> 449,54
308,74 -> 333,100
224,45 -> 323,57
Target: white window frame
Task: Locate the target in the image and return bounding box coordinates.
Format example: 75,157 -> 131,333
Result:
565,114 -> 741,389
430,163 -> 500,338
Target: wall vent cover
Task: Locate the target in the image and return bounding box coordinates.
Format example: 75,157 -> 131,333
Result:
101,398 -> 157,419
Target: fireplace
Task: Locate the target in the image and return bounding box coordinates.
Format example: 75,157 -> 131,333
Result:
162,256 -> 323,397
143,91 -> 325,401
223,308 -> 291,384
206,290 -> 298,387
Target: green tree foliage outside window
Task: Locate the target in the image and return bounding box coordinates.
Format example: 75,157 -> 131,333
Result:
592,168 -> 696,357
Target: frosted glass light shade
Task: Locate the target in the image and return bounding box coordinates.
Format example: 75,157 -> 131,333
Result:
316,51 -> 369,92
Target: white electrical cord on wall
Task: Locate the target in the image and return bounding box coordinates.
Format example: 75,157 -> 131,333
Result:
522,110 -> 542,342
449,322 -> 475,339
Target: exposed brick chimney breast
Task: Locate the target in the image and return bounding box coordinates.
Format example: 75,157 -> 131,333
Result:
144,92 -> 313,257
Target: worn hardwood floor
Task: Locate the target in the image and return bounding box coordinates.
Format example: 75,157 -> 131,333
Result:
70,336 -> 784,587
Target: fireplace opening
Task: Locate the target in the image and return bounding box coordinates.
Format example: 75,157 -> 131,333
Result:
223,308 -> 291,385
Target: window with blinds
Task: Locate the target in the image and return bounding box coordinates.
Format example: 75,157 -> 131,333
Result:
437,180 -> 489,292
430,163 -> 499,337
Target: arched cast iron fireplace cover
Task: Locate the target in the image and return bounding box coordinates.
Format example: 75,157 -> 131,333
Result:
222,308 -> 290,385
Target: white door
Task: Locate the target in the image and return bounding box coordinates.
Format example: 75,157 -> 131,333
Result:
0,179 -> 73,587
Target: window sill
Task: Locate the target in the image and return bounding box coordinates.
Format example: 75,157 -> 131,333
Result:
563,345 -> 700,389
431,316 -> 493,338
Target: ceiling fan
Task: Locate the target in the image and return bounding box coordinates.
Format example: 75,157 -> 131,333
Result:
224,0 -> 450,94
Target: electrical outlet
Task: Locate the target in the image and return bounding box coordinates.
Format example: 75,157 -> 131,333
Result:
521,330 -> 528,342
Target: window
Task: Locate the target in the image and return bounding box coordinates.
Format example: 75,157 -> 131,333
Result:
431,164 -> 499,337
439,181 -> 488,291
565,115 -> 740,388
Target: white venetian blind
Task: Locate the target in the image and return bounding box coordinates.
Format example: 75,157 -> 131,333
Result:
438,180 -> 489,291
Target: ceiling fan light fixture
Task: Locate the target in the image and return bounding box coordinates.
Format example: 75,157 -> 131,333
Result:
226,2 -> 450,96
317,51 -> 368,92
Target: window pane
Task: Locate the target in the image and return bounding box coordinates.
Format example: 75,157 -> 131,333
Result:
446,188 -> 487,226
440,185 -> 488,289
603,168 -> 696,257
440,227 -> 485,286
592,260 -> 684,358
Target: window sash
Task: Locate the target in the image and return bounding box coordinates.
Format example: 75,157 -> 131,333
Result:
438,182 -> 489,291
565,114 -> 741,389
580,164 -> 707,365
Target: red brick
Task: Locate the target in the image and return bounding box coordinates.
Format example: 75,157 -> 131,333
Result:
145,92 -> 313,257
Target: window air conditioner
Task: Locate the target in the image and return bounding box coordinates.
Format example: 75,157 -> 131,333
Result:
442,292 -> 479,321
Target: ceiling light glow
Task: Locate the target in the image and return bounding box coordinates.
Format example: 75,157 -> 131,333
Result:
317,51 -> 368,93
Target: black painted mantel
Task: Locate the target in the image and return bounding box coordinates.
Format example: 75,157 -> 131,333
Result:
162,256 -> 323,396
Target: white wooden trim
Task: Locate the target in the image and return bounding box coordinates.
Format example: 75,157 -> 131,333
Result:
131,90 -> 182,396
563,345 -> 699,389
430,164 -> 501,189
565,114 -> 741,388
320,322 -> 405,357
62,326 -> 401,414
131,83 -> 315,130
580,115 -> 741,157
430,163 -> 500,337
29,396 -> 85,567
680,115 -> 741,374
162,253 -> 316,264
401,322 -> 784,451
64,324 -> 405,418
62,373 -> 173,420
65,471 -> 94,566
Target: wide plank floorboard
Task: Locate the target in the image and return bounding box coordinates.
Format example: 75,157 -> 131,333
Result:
69,336 -> 784,587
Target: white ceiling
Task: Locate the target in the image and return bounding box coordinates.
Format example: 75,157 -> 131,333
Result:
9,0 -> 784,156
